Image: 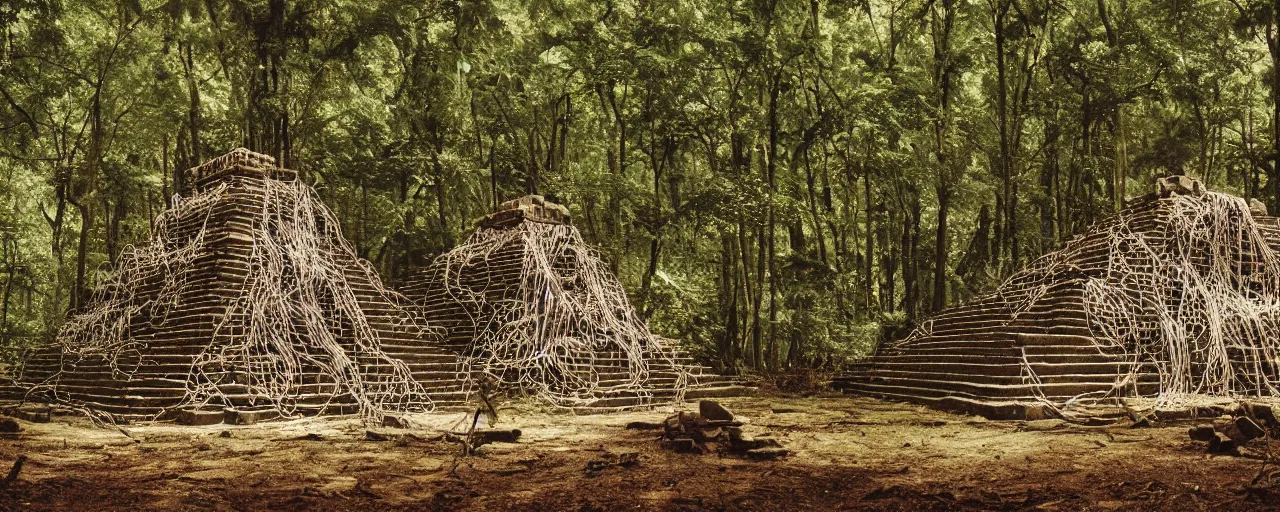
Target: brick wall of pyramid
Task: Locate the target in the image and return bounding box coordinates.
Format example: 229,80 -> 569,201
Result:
835,177 -> 1280,420
3,149 -> 469,423
403,195 -> 751,412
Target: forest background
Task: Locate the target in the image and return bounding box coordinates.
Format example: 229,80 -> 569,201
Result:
0,0 -> 1274,373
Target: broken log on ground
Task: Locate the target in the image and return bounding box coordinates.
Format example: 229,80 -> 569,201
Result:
1,455 -> 25,489
445,428 -> 522,450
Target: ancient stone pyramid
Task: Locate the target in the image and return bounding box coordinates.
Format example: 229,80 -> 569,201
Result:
4,149 -> 467,424
836,177 -> 1280,420
403,195 -> 750,412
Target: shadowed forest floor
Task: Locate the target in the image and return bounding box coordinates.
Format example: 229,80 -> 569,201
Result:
1,395 -> 1277,511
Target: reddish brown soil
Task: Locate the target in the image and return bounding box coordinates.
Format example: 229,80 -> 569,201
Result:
1,395 -> 1277,511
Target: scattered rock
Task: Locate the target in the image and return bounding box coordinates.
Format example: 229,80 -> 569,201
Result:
366,430 -> 390,442
382,415 -> 410,429
0,418 -> 19,433
1250,402 -> 1277,426
1251,198 -> 1270,217
1208,432 -> 1239,455
658,408 -> 787,459
1185,411 -> 1270,456
624,421 -> 664,430
770,406 -> 804,414
584,451 -> 639,476
1157,175 -> 1205,197
667,438 -> 703,454
699,400 -> 735,422
1182,407 -> 1274,450
1188,425 -> 1216,442
1236,416 -> 1266,441
745,447 -> 790,460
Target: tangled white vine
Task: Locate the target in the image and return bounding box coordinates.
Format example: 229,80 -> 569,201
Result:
892,189 -> 1280,414
429,219 -> 690,408
1073,192 -> 1280,403
51,170 -> 440,423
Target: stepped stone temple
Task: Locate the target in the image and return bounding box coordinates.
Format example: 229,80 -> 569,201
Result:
2,149 -> 468,425
403,195 -> 751,412
835,176 -> 1280,420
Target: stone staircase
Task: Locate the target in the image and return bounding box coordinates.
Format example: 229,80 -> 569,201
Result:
2,150 -> 470,424
834,191 -> 1205,419
404,195 -> 752,413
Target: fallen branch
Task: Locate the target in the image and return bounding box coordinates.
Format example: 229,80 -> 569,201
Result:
275,433 -> 325,442
1,455 -> 26,489
444,429 -> 522,449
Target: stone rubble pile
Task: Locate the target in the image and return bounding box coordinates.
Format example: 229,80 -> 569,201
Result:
658,401 -> 788,460
1187,402 -> 1278,456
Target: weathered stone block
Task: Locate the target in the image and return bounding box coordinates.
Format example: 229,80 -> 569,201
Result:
1156,175 -> 1205,197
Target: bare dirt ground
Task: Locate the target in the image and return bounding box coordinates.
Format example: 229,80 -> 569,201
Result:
1,394 -> 1278,511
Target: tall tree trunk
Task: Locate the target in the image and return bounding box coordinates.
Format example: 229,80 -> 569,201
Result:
1114,105 -> 1126,210
72,202 -> 92,311
909,198 -> 922,321
184,41 -> 202,167
433,138 -> 450,248
73,83 -> 105,311
0,238 -> 12,343
1097,0 -> 1124,212
901,190 -> 919,322
106,196 -> 125,265
737,221 -> 755,369
994,0 -> 1015,273
932,0 -> 956,312
753,227 -> 766,369
1271,12 -> 1280,211
720,232 -> 740,370
766,76 -> 781,370
1041,122 -> 1060,248
933,187 -> 950,311
881,210 -> 897,315
863,171 -> 875,315
162,135 -> 171,207
803,149 -> 827,264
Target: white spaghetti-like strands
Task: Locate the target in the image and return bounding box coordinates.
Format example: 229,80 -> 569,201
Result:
983,191 -> 1280,413
58,183 -> 229,374
1077,193 -> 1280,404
56,177 -> 437,423
434,220 -> 689,408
